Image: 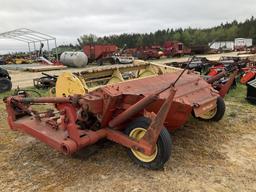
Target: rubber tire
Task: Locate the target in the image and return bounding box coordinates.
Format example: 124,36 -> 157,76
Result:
198,97 -> 225,122
0,78 -> 12,93
124,117 -> 172,170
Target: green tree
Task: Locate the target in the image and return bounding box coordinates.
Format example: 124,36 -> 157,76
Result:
75,17 -> 256,48
77,34 -> 98,48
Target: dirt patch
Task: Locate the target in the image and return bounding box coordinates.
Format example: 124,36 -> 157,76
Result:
222,133 -> 256,169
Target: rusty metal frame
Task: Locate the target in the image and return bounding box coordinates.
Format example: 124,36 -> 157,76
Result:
4,70 -> 222,161
5,83 -> 176,156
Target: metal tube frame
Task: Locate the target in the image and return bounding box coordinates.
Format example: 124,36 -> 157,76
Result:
0,28 -> 58,60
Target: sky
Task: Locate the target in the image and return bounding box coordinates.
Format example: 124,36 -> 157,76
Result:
0,0 -> 255,54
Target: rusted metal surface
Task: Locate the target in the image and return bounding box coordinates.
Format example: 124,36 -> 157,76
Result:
207,70 -> 226,84
218,70 -> 239,98
106,128 -> 152,155
141,87 -> 176,148
83,44 -> 117,62
108,94 -> 158,128
18,97 -> 70,104
103,71 -> 218,129
4,70 -> 223,165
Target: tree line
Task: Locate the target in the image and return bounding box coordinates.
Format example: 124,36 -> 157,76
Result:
74,17 -> 256,49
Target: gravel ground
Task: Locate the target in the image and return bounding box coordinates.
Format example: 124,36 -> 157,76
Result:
0,83 -> 255,191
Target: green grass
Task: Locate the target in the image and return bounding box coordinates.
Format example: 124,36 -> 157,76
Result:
0,87 -> 50,100
225,83 -> 247,101
224,83 -> 253,108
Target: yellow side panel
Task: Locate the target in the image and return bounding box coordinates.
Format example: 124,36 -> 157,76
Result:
107,69 -> 124,84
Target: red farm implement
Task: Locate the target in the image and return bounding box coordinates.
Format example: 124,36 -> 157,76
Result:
240,66 -> 256,84
5,59 -> 234,169
133,46 -> 163,60
4,70 -> 226,169
163,41 -> 191,57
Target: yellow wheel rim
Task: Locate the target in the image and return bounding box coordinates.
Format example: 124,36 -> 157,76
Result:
129,128 -> 158,162
199,107 -> 217,120
55,72 -> 87,97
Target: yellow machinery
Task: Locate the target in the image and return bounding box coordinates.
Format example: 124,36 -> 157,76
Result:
55,61 -> 181,97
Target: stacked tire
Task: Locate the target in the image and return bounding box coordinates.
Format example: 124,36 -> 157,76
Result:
0,77 -> 12,93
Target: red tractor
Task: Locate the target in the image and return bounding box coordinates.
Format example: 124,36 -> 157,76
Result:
163,41 -> 191,57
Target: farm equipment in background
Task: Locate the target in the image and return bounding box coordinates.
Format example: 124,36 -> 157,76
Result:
135,46 -> 164,60
240,66 -> 256,84
218,56 -> 245,65
83,44 -> 134,65
4,62 -> 227,169
165,56 -> 242,97
83,44 -> 117,64
166,57 -> 214,74
246,79 -> 256,105
124,41 -> 191,60
2,55 -> 34,65
163,41 -> 191,57
204,58 -> 252,95
33,73 -> 58,89
110,45 -> 135,64
0,43 -> 59,66
205,65 -> 239,98
237,47 -> 256,55
246,47 -> 256,54
190,44 -> 210,54
207,57 -> 249,77
0,67 -> 12,93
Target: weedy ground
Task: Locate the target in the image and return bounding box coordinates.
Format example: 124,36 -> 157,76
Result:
0,84 -> 255,192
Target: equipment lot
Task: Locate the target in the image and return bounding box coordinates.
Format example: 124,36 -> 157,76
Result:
0,54 -> 255,191
6,52 -> 256,88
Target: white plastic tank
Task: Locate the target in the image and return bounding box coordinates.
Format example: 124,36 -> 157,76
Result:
60,51 -> 88,68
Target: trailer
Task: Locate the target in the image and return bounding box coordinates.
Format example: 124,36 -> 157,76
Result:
209,41 -> 234,52
235,38 -> 253,51
83,44 -> 117,63
83,44 -> 134,65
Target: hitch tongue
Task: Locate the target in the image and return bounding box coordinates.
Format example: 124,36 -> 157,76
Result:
140,86 -> 176,151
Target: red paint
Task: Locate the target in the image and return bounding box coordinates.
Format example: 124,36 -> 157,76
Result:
83,44 -> 118,62
240,71 -> 256,84
5,71 -> 220,157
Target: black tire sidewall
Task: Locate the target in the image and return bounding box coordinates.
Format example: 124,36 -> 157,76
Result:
197,96 -> 226,122
125,117 -> 172,170
0,78 -> 12,93
211,97 -> 225,121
